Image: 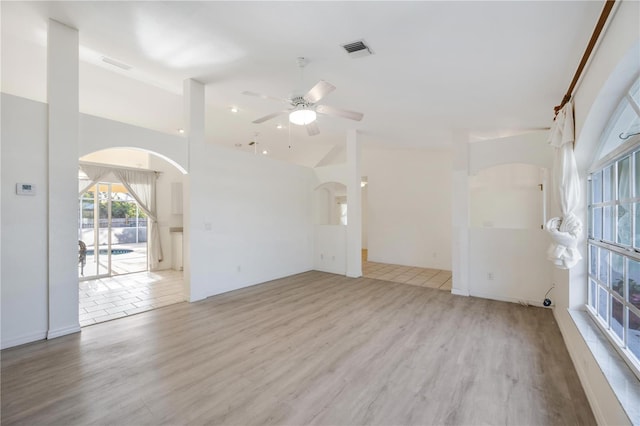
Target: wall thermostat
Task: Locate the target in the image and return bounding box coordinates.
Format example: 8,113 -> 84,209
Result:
16,183 -> 36,196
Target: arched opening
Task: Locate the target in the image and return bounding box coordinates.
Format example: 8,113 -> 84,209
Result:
313,181 -> 347,225
78,147 -> 186,327
313,182 -> 348,274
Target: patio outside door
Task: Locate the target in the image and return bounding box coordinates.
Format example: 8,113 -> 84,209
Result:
78,182 -> 148,279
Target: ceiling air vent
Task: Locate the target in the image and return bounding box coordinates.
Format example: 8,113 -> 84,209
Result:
341,39 -> 374,59
101,56 -> 132,71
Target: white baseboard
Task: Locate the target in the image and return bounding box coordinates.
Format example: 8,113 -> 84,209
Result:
47,324 -> 81,340
314,267 -> 347,276
1,330 -> 47,350
451,288 -> 469,296
467,290 -> 547,308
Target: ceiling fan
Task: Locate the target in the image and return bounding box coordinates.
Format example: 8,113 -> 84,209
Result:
242,57 -> 364,136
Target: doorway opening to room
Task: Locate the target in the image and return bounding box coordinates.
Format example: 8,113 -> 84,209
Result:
360,177 -> 453,290
79,181 -> 148,279
77,148 -> 186,327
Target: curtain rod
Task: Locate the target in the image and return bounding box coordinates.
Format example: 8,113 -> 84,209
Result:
79,160 -> 162,175
554,0 -> 617,115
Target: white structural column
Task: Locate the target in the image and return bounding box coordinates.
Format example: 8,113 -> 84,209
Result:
182,79 -> 205,302
346,129 -> 362,278
451,130 -> 470,296
47,20 -> 80,339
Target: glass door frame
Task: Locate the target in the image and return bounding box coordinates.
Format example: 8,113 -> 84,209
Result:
79,182 -> 113,281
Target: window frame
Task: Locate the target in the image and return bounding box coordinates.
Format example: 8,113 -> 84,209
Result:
587,77 -> 640,380
587,134 -> 640,381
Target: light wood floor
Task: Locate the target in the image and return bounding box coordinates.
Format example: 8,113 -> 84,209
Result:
1,271 -> 595,425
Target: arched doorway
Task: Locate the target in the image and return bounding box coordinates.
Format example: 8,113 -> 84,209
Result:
78,148 -> 186,326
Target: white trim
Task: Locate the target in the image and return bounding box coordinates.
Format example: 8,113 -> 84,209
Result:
79,160 -> 161,175
585,303 -> 640,379
467,290 -> 548,308
563,308 -> 640,424
47,324 -> 81,340
1,330 -> 47,350
590,134 -> 640,173
451,288 -> 470,297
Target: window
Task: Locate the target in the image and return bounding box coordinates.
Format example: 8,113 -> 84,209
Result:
587,78 -> 640,378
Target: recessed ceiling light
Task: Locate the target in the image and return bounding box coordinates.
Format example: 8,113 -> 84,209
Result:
234,143 -> 242,148
262,150 -> 268,155
276,124 -> 283,129
178,128 -> 185,134
230,107 -> 239,113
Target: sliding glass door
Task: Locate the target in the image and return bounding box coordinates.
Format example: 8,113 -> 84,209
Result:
78,182 -> 148,279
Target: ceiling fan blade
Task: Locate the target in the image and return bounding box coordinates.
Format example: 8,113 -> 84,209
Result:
306,121 -> 320,136
316,104 -> 364,121
303,80 -> 336,104
252,110 -> 287,124
242,91 -> 288,103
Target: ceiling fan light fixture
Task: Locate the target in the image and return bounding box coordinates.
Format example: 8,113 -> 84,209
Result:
289,109 -> 316,126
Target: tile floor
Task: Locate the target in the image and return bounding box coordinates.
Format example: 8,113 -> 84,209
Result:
79,262 -> 450,327
79,269 -> 184,327
79,242 -> 148,278
363,261 -> 453,291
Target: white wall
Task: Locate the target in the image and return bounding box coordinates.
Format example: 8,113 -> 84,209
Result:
362,184 -> 368,249
363,148 -> 453,270
313,163 -> 347,186
469,229 -> 551,305
81,148 -> 150,169
312,166 -> 350,276
1,94 -> 49,348
463,131 -> 554,306
79,114 -> 187,173
47,20 -> 81,340
1,92 -> 315,348
188,142 -> 315,301
314,225 -> 347,274
470,164 -> 546,230
149,154 -> 184,271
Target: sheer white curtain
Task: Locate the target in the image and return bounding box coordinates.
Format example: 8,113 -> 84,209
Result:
112,168 -> 163,269
545,102 -> 583,269
78,164 -> 112,196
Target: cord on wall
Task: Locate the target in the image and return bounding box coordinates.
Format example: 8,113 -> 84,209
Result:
543,284 -> 555,307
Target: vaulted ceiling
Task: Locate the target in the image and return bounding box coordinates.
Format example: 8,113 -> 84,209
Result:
1,1 -> 604,167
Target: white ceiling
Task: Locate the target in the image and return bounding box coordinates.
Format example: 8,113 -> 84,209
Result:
1,1 -> 604,167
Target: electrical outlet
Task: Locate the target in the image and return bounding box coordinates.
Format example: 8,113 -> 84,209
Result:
487,272 -> 494,280
320,253 -> 324,260
237,265 -> 241,272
